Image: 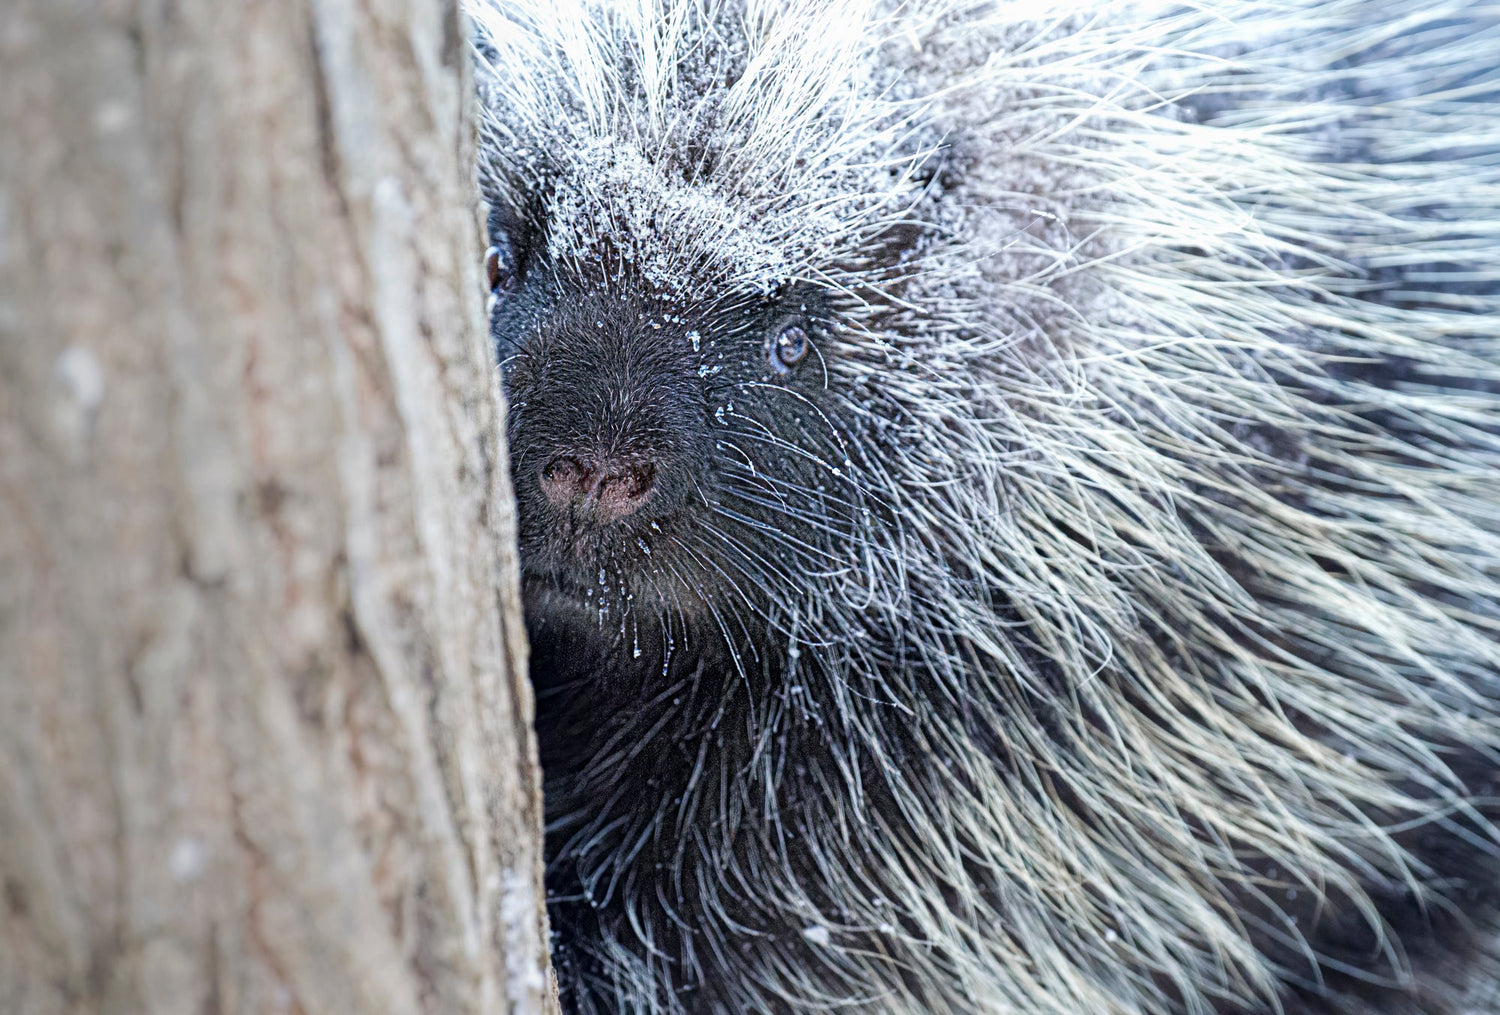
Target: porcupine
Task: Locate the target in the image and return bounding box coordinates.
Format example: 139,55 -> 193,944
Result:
468,1 -> 1500,1012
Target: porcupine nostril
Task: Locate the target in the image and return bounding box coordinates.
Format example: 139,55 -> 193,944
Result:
539,454 -> 594,506
540,454 -> 656,523
595,462 -> 656,522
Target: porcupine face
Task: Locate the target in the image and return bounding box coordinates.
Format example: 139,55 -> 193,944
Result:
471,0 -> 929,642
488,203 -> 852,628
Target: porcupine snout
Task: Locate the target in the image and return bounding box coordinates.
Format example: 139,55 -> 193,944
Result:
500,279 -> 723,610
539,451 -> 657,523
513,305 -> 703,529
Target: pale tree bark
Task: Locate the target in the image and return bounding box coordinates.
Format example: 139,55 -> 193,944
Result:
0,1 -> 553,1013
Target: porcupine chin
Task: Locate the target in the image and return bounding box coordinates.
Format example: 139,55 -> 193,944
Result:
468,1 -> 1500,1012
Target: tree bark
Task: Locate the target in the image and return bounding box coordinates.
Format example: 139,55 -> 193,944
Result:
0,1 -> 552,1012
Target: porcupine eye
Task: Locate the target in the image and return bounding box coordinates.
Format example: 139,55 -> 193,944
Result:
484,231 -> 520,312
769,323 -> 809,374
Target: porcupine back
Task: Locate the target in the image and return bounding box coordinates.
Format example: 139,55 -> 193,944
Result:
469,1 -> 1500,1012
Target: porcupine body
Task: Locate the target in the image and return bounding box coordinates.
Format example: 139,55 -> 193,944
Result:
470,1 -> 1500,1012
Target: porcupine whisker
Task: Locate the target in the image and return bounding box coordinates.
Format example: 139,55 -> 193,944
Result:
679,526 -> 791,611
714,487 -> 874,548
712,442 -> 873,521
714,428 -> 879,506
690,514 -> 807,584
710,489 -> 872,562
706,501 -> 859,570
664,535 -> 759,661
686,529 -> 858,642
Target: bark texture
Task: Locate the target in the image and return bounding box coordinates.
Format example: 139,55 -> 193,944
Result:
0,1 -> 552,1012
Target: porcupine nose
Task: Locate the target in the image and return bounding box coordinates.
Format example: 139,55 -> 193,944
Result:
540,453 -> 658,524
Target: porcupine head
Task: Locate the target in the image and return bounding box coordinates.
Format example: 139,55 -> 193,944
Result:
470,0 -> 1500,1012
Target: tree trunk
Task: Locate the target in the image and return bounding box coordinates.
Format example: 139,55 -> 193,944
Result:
0,1 -> 553,1012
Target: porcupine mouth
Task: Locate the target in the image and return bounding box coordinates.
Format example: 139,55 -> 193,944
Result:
517,507 -> 722,623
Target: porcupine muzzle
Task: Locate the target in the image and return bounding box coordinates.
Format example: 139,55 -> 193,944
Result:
498,275 -> 717,611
